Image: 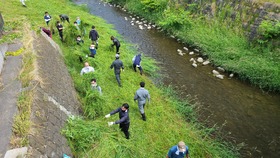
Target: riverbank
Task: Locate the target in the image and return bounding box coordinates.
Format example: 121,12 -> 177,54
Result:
105,0 -> 280,92
0,0 -> 240,157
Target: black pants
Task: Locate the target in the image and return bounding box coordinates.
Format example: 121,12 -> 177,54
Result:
119,123 -> 130,139
62,18 -> 70,23
133,64 -> 143,74
58,31 -> 63,40
116,45 -> 120,53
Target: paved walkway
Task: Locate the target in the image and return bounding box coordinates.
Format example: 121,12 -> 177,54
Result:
0,33 -> 81,157
0,54 -> 22,158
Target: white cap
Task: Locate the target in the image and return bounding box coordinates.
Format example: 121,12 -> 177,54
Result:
115,54 -> 120,58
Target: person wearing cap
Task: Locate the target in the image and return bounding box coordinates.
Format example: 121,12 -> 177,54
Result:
134,81 -> 150,121
166,141 -> 189,158
132,53 -> 143,75
110,54 -> 124,87
80,62 -> 94,75
110,36 -> 121,54
105,103 -> 130,139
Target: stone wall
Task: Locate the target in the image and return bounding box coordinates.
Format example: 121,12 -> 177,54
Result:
28,31 -> 81,157
184,0 -> 280,40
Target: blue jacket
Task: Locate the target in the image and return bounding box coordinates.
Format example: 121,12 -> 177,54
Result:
89,48 -> 96,55
133,54 -> 141,65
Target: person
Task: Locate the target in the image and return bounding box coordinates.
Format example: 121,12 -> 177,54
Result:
74,21 -> 80,30
76,35 -> 84,45
75,17 -> 81,25
105,103 -> 130,139
20,0 -> 26,7
91,78 -> 102,94
80,62 -> 94,75
56,21 -> 64,41
132,53 -> 143,75
134,81 -> 150,121
166,141 -> 189,158
59,14 -> 70,23
40,27 -> 52,38
110,36 -> 120,54
110,54 -> 124,87
88,44 -> 96,58
44,12 -> 52,26
89,25 -> 99,48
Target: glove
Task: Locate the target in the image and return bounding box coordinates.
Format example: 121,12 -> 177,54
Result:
105,114 -> 111,118
108,122 -> 114,126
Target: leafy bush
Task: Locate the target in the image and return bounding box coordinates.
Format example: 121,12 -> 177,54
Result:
107,0 -> 127,5
257,20 -> 280,46
159,7 -> 192,30
140,0 -> 168,13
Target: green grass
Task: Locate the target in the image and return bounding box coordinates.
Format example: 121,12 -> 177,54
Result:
112,0 -> 280,91
4,17 -> 36,148
1,0 -> 239,157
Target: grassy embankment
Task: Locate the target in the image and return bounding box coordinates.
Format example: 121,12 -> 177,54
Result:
108,0 -> 280,91
1,0 -> 239,157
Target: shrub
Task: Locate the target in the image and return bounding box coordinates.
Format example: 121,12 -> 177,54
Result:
257,20 -> 280,47
140,0 -> 168,13
159,7 -> 192,30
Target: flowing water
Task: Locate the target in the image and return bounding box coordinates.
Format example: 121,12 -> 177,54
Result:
75,0 -> 280,157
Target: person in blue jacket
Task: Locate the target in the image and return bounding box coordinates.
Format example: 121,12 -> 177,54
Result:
132,53 -> 143,75
166,141 -> 189,158
44,12 -> 52,25
105,103 -> 130,139
88,44 -> 96,58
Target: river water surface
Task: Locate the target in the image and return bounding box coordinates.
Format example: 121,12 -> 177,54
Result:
75,0 -> 280,157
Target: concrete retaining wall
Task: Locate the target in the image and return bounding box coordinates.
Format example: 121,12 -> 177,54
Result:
28,31 -> 81,157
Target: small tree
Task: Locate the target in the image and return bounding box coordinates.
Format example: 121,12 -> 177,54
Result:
257,20 -> 280,47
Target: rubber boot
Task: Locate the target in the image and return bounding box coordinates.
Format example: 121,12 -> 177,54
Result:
126,132 -> 130,139
141,113 -> 146,121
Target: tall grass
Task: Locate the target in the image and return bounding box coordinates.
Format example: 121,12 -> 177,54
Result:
112,0 -> 280,91
7,18 -> 36,147
1,0 -> 239,157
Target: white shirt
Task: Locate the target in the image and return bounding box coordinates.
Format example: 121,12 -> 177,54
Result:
80,66 -> 94,75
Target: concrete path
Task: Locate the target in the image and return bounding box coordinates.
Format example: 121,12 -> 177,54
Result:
0,52 -> 22,157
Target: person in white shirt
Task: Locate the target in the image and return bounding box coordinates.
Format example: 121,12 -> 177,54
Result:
80,62 -> 94,75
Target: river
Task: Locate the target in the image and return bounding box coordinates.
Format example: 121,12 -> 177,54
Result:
75,0 -> 280,157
